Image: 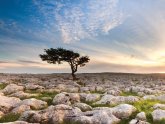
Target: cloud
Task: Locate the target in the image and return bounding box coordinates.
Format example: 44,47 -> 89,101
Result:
0,61 -> 8,64
33,0 -> 124,43
17,60 -> 41,64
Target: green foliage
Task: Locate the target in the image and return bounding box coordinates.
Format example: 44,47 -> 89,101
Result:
0,113 -> 20,123
0,83 -> 7,90
120,91 -> 138,96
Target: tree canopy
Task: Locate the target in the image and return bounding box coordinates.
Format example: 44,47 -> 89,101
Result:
40,48 -> 90,80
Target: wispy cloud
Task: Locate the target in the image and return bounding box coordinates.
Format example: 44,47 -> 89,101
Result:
17,60 -> 41,64
33,0 -> 124,43
0,61 -> 8,64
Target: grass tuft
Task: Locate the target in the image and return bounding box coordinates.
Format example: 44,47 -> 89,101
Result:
0,113 -> 20,123
132,99 -> 165,123
120,91 -> 138,96
0,83 -> 7,90
26,90 -> 58,105
119,112 -> 138,124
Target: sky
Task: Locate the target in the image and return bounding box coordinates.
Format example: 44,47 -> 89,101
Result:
0,0 -> 165,73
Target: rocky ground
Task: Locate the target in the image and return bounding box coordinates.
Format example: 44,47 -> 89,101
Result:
0,73 -> 165,124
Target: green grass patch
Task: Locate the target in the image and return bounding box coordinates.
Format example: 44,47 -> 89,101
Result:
132,100 -> 163,114
157,119 -> 165,124
25,89 -> 39,94
131,99 -> 165,123
91,103 -> 113,108
120,91 -> 138,96
90,91 -> 105,94
0,113 -> 20,123
0,83 -> 7,90
27,91 -> 58,105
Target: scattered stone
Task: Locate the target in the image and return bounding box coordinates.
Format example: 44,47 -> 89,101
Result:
52,92 -> 80,105
129,119 -> 150,124
73,103 -> 92,112
70,116 -> 92,124
15,98 -> 47,110
156,94 -> 165,102
2,84 -> 24,95
19,104 -> 82,124
25,84 -> 44,90
0,95 -> 21,113
80,87 -> 90,93
152,109 -> 165,122
112,104 -> 137,119
136,112 -> 146,121
95,86 -> 104,93
69,108 -> 120,124
0,111 -> 4,118
91,110 -> 120,124
143,95 -> 156,100
95,95 -> 139,105
9,91 -> 37,99
2,121 -> 30,124
153,103 -> 165,110
106,89 -> 122,96
52,92 -> 71,105
1,73 -> 165,123
85,94 -> 101,102
11,105 -> 31,114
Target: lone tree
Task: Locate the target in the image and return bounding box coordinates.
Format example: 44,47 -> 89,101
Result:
39,48 -> 90,80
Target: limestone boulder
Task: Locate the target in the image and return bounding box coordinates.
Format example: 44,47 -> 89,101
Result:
73,103 -> 92,112
95,95 -> 139,105
129,119 -> 150,124
136,112 -> 146,121
152,109 -> 165,122
52,92 -> 80,105
25,84 -> 44,90
2,84 -> 24,95
11,105 -> 31,114
19,104 -> 82,124
153,103 -> 165,110
15,98 -> 47,110
0,95 -> 21,113
112,104 -> 137,119
9,91 -> 37,99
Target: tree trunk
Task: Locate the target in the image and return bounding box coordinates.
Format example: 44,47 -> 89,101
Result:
71,72 -> 77,80
70,61 -> 77,80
